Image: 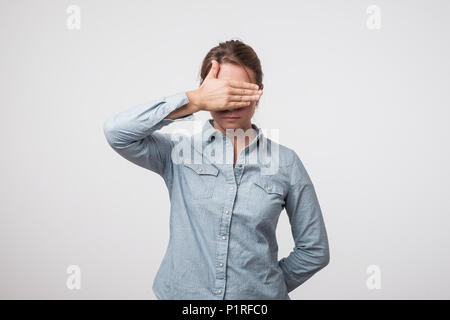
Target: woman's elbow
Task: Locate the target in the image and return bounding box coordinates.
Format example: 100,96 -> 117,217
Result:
103,117 -> 120,148
322,249 -> 330,268
318,246 -> 330,269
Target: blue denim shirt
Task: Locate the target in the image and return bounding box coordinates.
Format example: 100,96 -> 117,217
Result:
103,91 -> 330,300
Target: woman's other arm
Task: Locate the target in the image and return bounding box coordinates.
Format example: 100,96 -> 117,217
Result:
278,154 -> 330,293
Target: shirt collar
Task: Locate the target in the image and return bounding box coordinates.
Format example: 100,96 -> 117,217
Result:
202,118 -> 263,145
189,118 -> 270,167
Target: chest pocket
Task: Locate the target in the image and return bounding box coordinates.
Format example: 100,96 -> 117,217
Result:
247,177 -> 286,218
182,162 -> 219,200
254,179 -> 285,197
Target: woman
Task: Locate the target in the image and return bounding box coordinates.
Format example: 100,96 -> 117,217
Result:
103,39 -> 330,300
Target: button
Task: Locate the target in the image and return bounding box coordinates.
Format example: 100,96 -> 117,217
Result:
198,168 -> 203,173
222,235 -> 227,240
219,263 -> 224,267
225,210 -> 229,214
218,289 -> 222,294
230,186 -> 234,190
267,186 -> 272,191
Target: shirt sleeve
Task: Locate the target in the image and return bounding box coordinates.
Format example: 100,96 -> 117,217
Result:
278,154 -> 330,293
103,91 -> 194,188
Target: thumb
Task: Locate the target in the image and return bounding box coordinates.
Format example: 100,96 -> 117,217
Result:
206,60 -> 219,79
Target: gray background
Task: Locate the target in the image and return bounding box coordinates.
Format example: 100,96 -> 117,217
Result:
1,0 -> 449,299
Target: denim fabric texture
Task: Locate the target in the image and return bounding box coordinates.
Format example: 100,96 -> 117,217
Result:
103,91 -> 330,299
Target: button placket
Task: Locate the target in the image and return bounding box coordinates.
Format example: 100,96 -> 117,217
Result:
215,177 -> 237,298
233,163 -> 245,185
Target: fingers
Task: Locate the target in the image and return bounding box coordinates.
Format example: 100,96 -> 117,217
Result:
226,101 -> 253,109
205,60 -> 220,79
227,87 -> 262,102
228,93 -> 262,102
228,87 -> 260,96
228,79 -> 259,90
221,88 -> 263,109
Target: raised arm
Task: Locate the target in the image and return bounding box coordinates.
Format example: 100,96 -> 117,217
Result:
103,91 -> 198,188
103,60 -> 262,187
278,154 -> 330,293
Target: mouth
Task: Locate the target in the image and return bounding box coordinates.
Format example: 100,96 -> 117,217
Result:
223,116 -> 240,120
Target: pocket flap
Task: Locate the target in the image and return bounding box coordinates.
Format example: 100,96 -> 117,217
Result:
183,162 -> 219,176
254,178 -> 285,196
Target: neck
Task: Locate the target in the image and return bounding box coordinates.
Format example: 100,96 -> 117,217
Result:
212,120 -> 256,146
213,120 -> 253,136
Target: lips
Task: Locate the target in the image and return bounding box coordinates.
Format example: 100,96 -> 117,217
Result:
223,116 -> 240,119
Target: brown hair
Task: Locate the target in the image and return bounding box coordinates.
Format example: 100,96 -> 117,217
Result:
199,39 -> 264,103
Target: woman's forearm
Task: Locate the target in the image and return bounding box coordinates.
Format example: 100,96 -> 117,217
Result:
165,90 -> 201,120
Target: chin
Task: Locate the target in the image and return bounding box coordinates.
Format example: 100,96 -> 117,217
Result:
211,113 -> 253,130
221,120 -> 246,129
